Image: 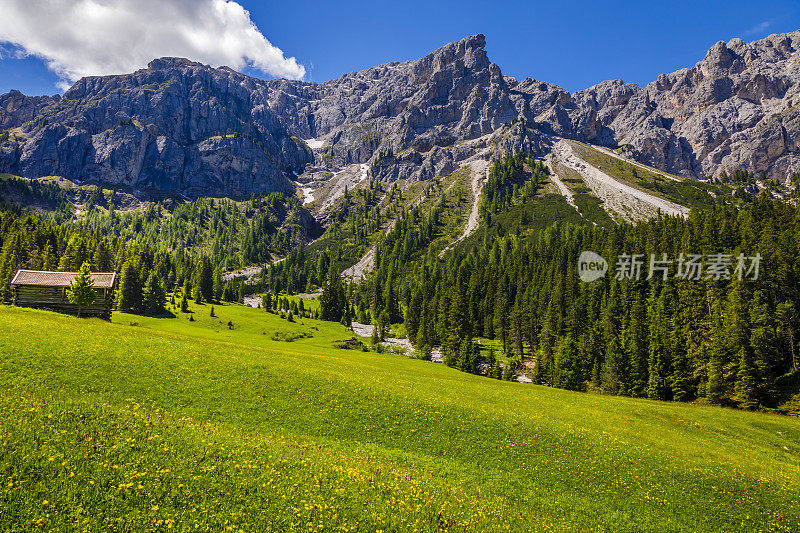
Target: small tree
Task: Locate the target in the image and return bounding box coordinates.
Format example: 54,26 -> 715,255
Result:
67,262 -> 96,318
501,360 -> 516,381
371,325 -> 380,346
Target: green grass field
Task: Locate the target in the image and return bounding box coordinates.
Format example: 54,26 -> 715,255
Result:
2,303 -> 800,531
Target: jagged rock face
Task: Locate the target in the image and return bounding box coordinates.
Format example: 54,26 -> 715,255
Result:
0,90 -> 59,131
3,30 -> 800,194
262,34 -> 520,181
0,58 -> 313,197
575,32 -> 800,179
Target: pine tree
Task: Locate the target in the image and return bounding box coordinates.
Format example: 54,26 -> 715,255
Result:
554,334 -> 582,391
670,348 -> 692,402
66,262 -> 96,318
501,360 -> 515,381
320,271 -> 347,322
194,256 -> 214,303
213,269 -> 223,302
750,290 -> 778,395
735,347 -> 759,409
406,289 -> 422,344
625,298 -> 649,397
457,338 -> 475,373
142,272 -> 166,316
371,324 -> 380,347
706,349 -> 725,405
489,359 -> 502,379
116,260 -> 143,313
601,335 -> 627,395
646,291 -> 670,401
193,285 -> 204,305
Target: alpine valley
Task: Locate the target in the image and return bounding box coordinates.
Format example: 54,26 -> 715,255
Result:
3,29 -> 800,532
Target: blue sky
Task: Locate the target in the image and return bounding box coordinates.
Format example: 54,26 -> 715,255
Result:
1,0 -> 799,96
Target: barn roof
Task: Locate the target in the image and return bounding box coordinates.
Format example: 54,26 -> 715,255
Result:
10,270 -> 116,288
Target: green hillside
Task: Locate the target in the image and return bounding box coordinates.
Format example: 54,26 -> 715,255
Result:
1,304 -> 799,531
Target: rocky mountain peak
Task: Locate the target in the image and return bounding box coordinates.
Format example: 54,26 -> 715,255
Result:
146,57 -> 207,71
4,30 -> 800,197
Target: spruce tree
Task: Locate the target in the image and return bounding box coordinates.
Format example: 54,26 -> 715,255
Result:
735,347 -> 759,409
142,272 -> 166,316
625,298 -> 649,397
554,334 -> 582,391
706,350 -> 726,405
116,260 -> 143,313
601,336 -> 627,395
194,256 -> 214,303
670,348 -> 692,402
457,338 -> 474,373
67,261 -> 96,318
501,360 -> 515,381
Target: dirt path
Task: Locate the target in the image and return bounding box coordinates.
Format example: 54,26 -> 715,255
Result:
552,139 -> 688,221
243,295 -> 262,308
222,264 -> 267,282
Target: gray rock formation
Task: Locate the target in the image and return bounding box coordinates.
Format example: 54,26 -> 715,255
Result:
0,58 -> 313,197
2,30 -> 800,196
0,90 -> 59,131
563,32 -> 800,180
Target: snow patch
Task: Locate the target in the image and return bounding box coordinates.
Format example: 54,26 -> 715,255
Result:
302,187 -> 314,205
294,181 -> 315,205
304,138 -> 324,150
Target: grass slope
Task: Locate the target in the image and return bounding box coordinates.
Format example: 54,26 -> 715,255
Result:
1,305 -> 800,531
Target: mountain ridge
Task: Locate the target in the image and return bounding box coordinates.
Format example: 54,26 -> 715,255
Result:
1,30 -> 799,200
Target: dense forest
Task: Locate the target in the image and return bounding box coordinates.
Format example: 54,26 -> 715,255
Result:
2,153 -> 800,410
294,157 -> 800,410
80,191 -> 314,270
0,207 -> 249,316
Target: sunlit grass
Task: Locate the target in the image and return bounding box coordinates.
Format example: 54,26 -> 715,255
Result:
1,304 -> 799,531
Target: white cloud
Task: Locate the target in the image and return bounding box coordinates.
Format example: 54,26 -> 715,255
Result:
744,21 -> 771,36
0,0 -> 306,90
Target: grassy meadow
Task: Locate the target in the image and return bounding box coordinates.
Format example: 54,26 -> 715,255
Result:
1,302 -> 800,531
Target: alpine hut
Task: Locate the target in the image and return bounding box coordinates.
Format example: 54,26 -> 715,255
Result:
9,269 -> 116,319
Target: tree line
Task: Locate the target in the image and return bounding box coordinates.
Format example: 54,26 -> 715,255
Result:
0,206 -> 247,316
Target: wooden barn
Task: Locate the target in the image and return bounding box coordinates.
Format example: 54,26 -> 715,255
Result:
10,270 -> 116,319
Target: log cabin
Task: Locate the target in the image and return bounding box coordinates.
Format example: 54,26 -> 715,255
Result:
10,270 -> 116,319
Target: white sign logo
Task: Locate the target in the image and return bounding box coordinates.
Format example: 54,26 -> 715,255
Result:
578,251 -> 608,282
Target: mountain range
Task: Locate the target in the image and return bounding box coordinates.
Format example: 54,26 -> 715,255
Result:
1,31 -> 799,201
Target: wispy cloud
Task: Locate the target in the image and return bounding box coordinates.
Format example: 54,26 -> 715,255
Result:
744,21 -> 772,36
0,0 -> 306,91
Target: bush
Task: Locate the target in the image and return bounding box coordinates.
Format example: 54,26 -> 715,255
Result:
271,330 -> 313,342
